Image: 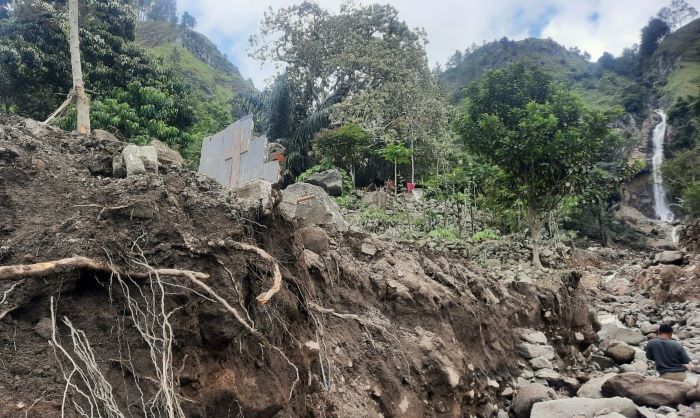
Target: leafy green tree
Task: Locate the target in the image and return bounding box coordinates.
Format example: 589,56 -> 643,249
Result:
0,0 -> 196,150
148,0 -> 177,24
640,18 -> 670,58
657,0 -> 699,31
456,63 -> 617,267
180,11 -> 196,29
313,123 -> 372,187
248,2 -> 445,175
378,144 -> 412,195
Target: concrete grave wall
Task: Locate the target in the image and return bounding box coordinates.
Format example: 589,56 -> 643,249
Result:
198,116 -> 282,189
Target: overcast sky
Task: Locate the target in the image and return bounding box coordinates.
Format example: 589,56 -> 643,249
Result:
177,0 -> 700,89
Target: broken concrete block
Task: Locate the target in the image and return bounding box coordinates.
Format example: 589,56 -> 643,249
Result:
151,139 -> 184,168
122,144 -> 158,177
307,169 -> 343,196
232,179 -> 274,214
279,183 -> 348,231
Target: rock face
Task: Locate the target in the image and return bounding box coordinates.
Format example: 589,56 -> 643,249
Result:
605,341 -> 636,364
654,251 -> 684,265
601,373 -> 696,407
512,383 -> 556,418
279,183 -> 348,231
529,397 -> 638,418
306,169 -> 343,196
151,139 -> 184,168
597,324 -> 645,346
121,144 -> 158,177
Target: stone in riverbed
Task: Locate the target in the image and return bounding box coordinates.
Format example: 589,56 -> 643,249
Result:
577,373 -> 617,399
601,373 -> 697,407
529,356 -> 553,370
605,341 -> 636,364
597,324 -> 645,346
529,397 -> 638,418
512,383 -> 556,418
654,250 -> 684,265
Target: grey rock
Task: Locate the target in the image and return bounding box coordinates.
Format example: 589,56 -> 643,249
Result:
295,226 -> 330,254
92,129 -> 119,142
654,251 -> 684,265
605,341 -> 636,364
360,242 -> 377,256
516,342 -> 555,360
641,323 -> 660,335
360,191 -> 388,209
529,397 -> 638,418
34,318 -> 53,340
602,373 -> 696,407
534,368 -> 560,380
529,356 -> 553,370
520,329 -> 548,345
577,373 -> 617,399
590,354 -> 616,370
279,183 -> 348,231
597,324 -> 645,346
151,139 -> 184,168
687,311 -> 700,328
512,383 -> 556,418
232,179 -> 273,213
122,144 -> 158,177
306,169 -> 343,196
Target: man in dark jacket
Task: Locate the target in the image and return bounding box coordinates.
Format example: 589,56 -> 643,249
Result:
645,324 -> 691,381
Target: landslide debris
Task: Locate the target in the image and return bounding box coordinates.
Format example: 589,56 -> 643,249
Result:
0,116 -> 596,417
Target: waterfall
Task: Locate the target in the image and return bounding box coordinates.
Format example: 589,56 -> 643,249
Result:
651,110 -> 673,223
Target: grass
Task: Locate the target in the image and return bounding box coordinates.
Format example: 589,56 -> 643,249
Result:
663,62 -> 700,105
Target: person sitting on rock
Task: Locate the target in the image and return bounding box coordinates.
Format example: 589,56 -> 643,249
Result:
645,324 -> 691,381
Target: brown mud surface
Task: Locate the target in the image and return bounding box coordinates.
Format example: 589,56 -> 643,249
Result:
0,116 -> 596,417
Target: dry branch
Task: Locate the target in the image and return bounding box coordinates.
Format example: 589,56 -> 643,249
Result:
0,257 -> 209,282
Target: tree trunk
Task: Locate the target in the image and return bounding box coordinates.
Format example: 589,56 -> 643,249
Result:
410,138 -> 415,184
68,0 -> 90,135
598,203 -> 610,248
349,163 -> 356,189
394,157 -> 398,196
526,204 -> 543,269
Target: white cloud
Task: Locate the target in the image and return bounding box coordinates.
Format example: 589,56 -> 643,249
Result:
177,0 -> 700,89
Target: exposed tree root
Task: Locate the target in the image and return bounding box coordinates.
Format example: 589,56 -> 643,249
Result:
0,256 -> 209,281
231,242 -> 283,305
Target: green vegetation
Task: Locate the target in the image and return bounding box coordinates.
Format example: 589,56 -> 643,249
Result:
313,124 -> 372,187
456,63 -> 621,266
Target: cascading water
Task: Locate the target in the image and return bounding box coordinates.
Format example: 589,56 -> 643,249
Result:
651,110 -> 674,223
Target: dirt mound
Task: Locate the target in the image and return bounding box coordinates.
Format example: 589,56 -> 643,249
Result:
0,116 -> 595,417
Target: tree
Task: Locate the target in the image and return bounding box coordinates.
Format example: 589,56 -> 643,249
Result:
180,11 -> 196,29
447,50 -> 463,69
456,63 -> 617,268
640,18 -> 671,58
378,144 -> 412,195
68,0 -> 90,135
148,0 -> 177,24
657,0 -> 699,31
313,123 -> 372,187
248,2 -> 443,175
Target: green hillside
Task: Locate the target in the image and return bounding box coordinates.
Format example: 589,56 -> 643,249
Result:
136,21 -> 256,103
651,18 -> 700,105
440,38 -> 637,110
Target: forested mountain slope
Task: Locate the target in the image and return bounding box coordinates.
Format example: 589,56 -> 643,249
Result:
650,18 -> 700,105
439,38 -> 639,111
136,21 -> 256,103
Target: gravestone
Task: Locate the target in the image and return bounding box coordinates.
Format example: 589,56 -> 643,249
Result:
198,116 -> 284,189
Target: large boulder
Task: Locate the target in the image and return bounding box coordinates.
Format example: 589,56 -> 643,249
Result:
295,226 -> 330,254
121,144 -> 158,177
605,341 -> 636,364
92,129 -> 119,142
687,310 -> 700,328
653,251 -> 684,265
597,324 -> 645,346
529,397 -> 638,418
577,373 -> 618,399
279,183 -> 348,231
306,169 -> 343,196
601,373 -> 696,407
512,383 -> 556,418
515,342 -> 555,360
519,329 -> 548,345
151,139 -> 184,168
